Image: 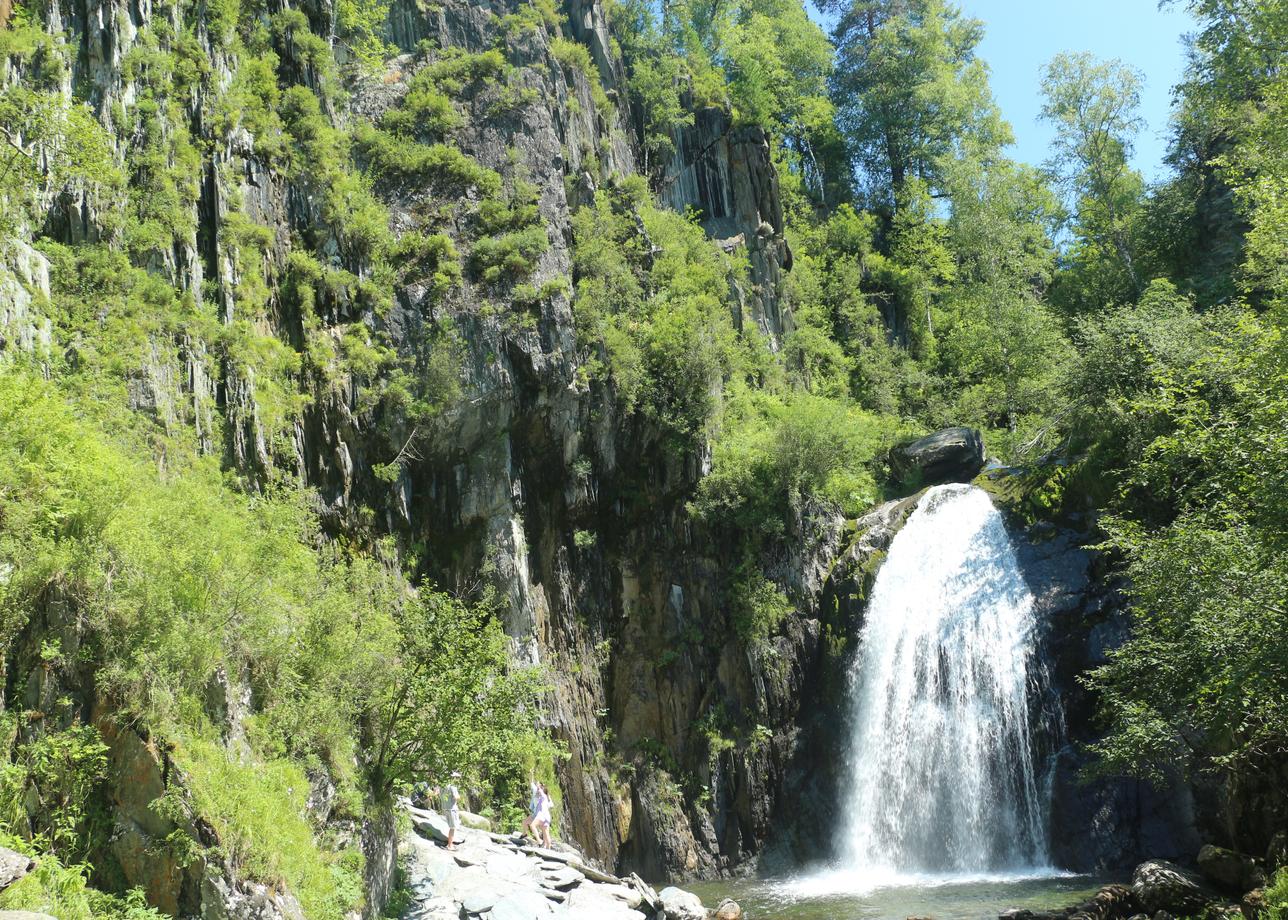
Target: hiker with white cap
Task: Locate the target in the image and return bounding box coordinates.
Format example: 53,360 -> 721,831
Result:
442,771 -> 462,851
521,771 -> 541,842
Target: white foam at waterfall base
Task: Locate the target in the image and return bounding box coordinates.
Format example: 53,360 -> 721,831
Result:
795,483 -> 1065,897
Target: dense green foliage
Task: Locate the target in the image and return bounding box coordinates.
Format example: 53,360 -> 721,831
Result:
0,834 -> 164,919
605,0 -> 1288,852
572,177 -> 746,444
0,368 -> 550,916
0,0 -> 556,909
2,0 -> 1288,906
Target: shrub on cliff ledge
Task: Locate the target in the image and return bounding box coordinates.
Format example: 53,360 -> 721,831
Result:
572,184 -> 744,444
693,386 -> 898,537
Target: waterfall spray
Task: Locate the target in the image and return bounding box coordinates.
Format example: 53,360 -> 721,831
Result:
837,484 -> 1052,881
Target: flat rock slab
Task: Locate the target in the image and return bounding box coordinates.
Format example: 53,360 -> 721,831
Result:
405,897 -> 458,920
520,846 -> 573,864
543,866 -> 584,889
490,889 -> 557,920
459,883 -> 502,915
598,883 -> 643,908
563,885 -> 649,920
567,859 -> 620,885
398,803 -> 703,920
486,849 -> 538,883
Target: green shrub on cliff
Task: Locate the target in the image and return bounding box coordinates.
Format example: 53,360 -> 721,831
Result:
353,122 -> 503,197
0,834 -> 163,920
470,178 -> 549,284
0,11 -> 120,237
571,184 -> 744,444
0,724 -> 108,865
694,386 -> 899,534
728,566 -> 793,643
0,369 -> 550,912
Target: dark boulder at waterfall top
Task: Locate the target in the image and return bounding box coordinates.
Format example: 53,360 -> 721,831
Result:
889,427 -> 985,485
1131,859 -> 1224,915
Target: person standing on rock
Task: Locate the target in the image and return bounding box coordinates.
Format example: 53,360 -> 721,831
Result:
533,782 -> 553,848
442,771 -> 462,851
522,775 -> 541,842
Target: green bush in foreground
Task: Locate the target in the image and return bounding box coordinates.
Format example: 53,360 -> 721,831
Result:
0,834 -> 163,920
0,368 -> 553,916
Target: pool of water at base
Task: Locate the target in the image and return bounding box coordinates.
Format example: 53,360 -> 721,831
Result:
687,870 -> 1113,920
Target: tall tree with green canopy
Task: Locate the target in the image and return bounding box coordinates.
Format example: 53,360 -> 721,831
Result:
935,155 -> 1068,442
824,0 -> 1011,209
1040,52 -> 1148,310
1173,0 -> 1288,306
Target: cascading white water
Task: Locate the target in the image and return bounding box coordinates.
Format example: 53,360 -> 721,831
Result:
837,483 -> 1051,883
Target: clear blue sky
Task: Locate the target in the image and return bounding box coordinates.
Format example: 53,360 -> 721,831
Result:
966,0 -> 1195,179
809,1 -> 1197,180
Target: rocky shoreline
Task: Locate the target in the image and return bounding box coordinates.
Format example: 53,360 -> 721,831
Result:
1002,842 -> 1285,920
400,803 -> 741,920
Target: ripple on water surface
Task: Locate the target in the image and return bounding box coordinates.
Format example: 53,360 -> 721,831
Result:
688,869 -> 1107,920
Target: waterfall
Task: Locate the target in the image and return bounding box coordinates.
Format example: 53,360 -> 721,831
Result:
837,483 -> 1052,883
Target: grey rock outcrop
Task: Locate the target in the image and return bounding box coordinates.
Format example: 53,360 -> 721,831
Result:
657,885 -> 707,920
400,801 -> 702,920
0,847 -> 35,893
889,427 -> 985,485
1131,859 -> 1223,916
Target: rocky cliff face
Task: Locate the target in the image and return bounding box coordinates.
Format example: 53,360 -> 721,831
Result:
0,0 -> 833,897
0,0 -> 1225,908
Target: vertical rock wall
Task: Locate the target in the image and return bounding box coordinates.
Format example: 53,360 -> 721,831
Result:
0,0 -> 814,891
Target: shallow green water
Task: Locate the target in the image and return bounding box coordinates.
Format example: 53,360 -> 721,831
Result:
688,869 -> 1111,920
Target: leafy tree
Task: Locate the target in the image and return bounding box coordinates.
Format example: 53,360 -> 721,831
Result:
935,156 -> 1068,441
1040,52 -> 1148,308
1174,0 -> 1288,306
1074,300 -> 1288,796
366,590 -> 554,798
825,0 -> 1011,208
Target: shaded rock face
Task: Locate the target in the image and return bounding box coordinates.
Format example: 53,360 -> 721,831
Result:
1196,845 -> 1265,894
660,108 -> 791,347
756,493 -> 924,870
889,427 -> 985,485
1015,519 -> 1203,872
